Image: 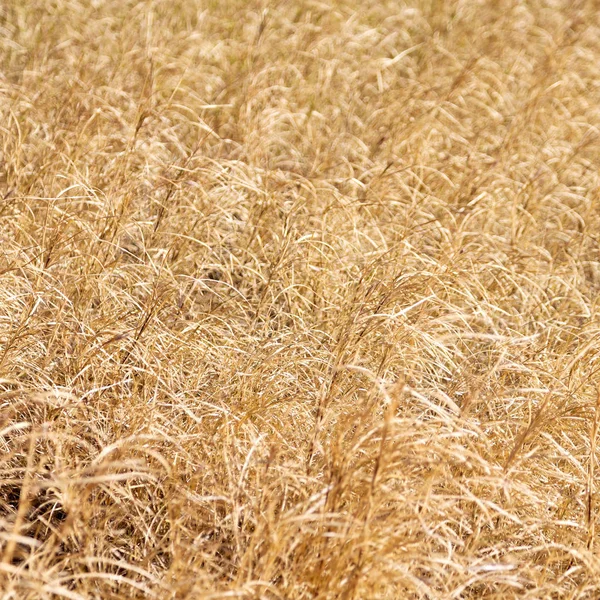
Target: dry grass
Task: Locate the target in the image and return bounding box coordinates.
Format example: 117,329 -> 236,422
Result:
1,0 -> 600,597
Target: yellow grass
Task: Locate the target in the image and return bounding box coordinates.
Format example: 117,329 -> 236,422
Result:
1,0 -> 600,597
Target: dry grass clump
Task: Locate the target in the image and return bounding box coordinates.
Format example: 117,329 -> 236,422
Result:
2,0 -> 600,597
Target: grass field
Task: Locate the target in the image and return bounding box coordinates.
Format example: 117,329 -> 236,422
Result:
2,0 -> 600,597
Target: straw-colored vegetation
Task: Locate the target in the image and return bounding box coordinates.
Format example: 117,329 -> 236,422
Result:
1,0 -> 600,597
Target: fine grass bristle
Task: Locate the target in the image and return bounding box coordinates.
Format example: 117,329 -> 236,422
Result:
2,1 -> 600,598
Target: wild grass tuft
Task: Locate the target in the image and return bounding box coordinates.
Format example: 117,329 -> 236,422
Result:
1,1 -> 600,598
